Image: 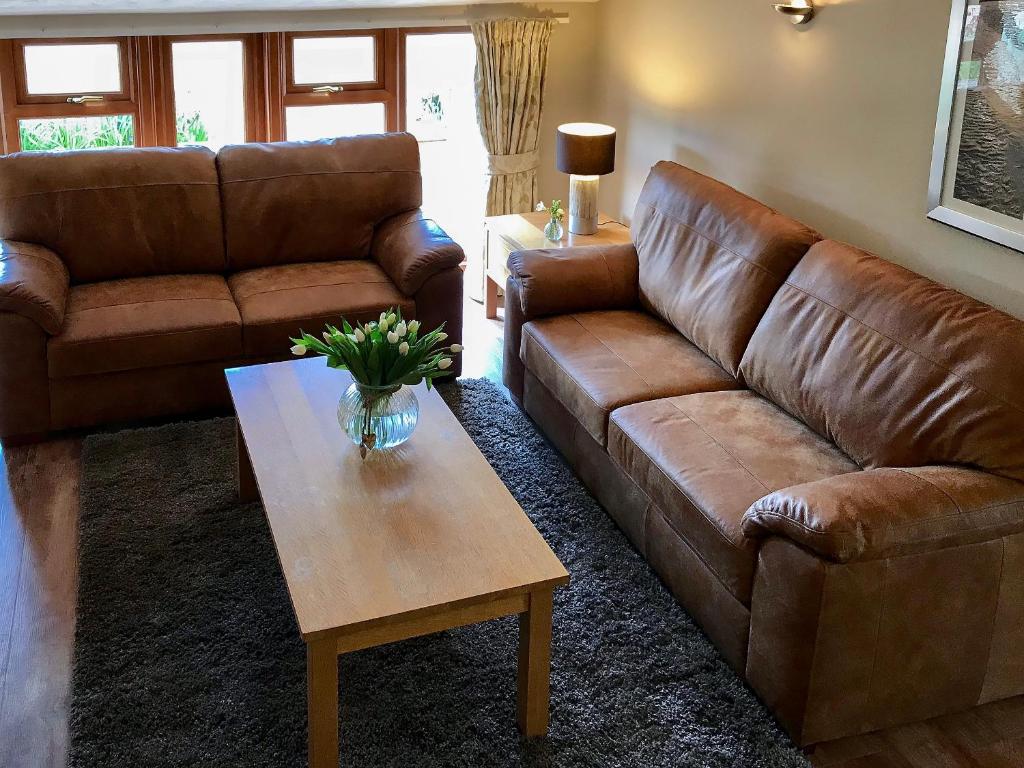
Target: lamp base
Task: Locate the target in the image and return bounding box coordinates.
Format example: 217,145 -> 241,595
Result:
568,174 -> 600,235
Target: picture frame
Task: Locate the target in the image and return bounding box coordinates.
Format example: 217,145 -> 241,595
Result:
928,0 -> 1024,253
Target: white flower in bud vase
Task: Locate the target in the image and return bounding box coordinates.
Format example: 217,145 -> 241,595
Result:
399,341 -> 410,355
290,343 -> 307,356
395,320 -> 407,337
450,343 -> 463,353
354,328 -> 365,342
387,331 -> 399,344
437,332 -> 448,341
438,357 -> 452,370
408,320 -> 420,334
379,318 -> 389,332
536,201 -> 546,212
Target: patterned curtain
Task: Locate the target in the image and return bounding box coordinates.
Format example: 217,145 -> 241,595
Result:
472,18 -> 557,216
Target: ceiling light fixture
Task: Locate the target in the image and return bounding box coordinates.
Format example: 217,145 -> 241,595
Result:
773,0 -> 815,25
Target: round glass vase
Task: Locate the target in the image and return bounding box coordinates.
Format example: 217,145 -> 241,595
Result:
543,217 -> 564,241
337,382 -> 419,458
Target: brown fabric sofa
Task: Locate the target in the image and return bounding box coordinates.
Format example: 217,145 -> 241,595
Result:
0,132 -> 464,439
504,160 -> 1024,746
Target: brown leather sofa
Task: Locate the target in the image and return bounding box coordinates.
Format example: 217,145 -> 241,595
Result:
504,160 -> 1024,746
0,132 -> 464,439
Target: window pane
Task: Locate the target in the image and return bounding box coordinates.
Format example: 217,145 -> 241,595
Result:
285,103 -> 386,142
23,43 -> 122,95
292,36 -> 376,84
172,40 -> 245,151
18,115 -> 135,152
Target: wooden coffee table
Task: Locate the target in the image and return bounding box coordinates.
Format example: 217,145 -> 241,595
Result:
226,358 -> 570,768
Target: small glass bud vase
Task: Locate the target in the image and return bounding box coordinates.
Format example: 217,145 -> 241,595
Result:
337,382 -> 419,458
543,217 -> 564,242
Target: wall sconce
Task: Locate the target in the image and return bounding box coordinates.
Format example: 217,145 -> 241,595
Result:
773,0 -> 815,24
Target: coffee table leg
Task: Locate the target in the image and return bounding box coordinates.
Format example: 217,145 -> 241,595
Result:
236,422 -> 258,503
517,588 -> 554,737
307,638 -> 339,768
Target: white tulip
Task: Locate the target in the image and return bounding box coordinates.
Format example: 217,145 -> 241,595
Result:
395,320 -> 408,337
388,313 -> 397,325
437,332 -> 448,342
323,331 -> 333,342
408,320 -> 420,334
438,357 -> 452,370
379,318 -> 389,332
379,311 -> 387,322
290,343 -> 307,356
387,331 -> 399,344
354,328 -> 365,342
450,343 -> 463,353
399,341 -> 410,355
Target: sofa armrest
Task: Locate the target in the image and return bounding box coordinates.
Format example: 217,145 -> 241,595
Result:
742,466 -> 1024,563
0,240 -> 69,334
370,210 -> 465,296
507,243 -> 639,320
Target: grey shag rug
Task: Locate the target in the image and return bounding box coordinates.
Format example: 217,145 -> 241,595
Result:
71,378 -> 809,768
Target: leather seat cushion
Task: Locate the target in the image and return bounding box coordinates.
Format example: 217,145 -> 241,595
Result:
48,275 -> 242,378
229,260 -> 414,358
608,390 -> 860,603
521,310 -> 740,446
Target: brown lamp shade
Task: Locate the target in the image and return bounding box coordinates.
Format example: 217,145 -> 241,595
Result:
556,123 -> 616,176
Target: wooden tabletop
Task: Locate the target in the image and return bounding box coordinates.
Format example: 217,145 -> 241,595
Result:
226,358 -> 569,643
486,210 -> 632,253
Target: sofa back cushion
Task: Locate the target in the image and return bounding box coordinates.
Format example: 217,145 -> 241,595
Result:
632,162 -> 819,376
217,133 -> 422,271
0,146 -> 225,284
740,240 -> 1024,481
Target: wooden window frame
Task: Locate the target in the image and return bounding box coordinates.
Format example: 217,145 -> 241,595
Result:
13,37 -> 134,105
156,33 -> 266,147
0,26 -> 467,153
285,29 -> 385,93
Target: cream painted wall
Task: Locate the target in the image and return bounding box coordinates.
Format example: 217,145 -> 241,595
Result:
595,0 -> 1024,319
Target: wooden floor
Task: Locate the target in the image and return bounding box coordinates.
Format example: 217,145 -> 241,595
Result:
1,296 -> 1023,768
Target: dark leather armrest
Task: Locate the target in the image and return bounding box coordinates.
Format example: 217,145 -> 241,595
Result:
370,210 -> 465,296
0,240 -> 69,335
742,466 -> 1024,563
507,243 -> 639,320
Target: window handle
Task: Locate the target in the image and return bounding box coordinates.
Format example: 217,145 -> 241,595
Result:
312,85 -> 343,94
66,95 -> 104,104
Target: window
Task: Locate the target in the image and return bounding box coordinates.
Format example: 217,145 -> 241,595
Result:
291,35 -> 377,86
170,40 -> 246,150
285,103 -> 386,142
18,114 -> 135,152
0,29 -> 430,151
22,43 -> 123,96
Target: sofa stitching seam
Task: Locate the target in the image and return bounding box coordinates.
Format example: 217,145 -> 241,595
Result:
778,279 -> 1024,417
50,324 -> 237,353
231,279 -> 392,300
863,560 -> 889,734
606,446 -> 749,594
610,418 -> 752,555
221,169 -> 418,185
568,314 -> 659,397
979,536 -> 1007,703
67,296 -> 233,313
0,180 -> 217,201
635,201 -> 782,281
665,397 -> 772,494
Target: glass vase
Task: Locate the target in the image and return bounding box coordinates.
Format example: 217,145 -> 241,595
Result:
337,382 -> 419,458
543,217 -> 564,241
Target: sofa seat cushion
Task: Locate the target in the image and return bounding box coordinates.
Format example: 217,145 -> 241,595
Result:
608,390 -> 860,603
228,260 -> 414,358
521,310 -> 740,446
48,275 -> 242,379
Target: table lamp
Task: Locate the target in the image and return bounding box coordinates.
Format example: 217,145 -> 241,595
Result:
556,122 -> 616,235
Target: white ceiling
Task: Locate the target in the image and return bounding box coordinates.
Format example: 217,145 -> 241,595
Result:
0,0 -> 586,14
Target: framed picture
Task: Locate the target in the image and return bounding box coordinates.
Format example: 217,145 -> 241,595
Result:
929,0 -> 1024,252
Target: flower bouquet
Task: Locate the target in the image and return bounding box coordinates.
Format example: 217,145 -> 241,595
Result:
290,308 -> 462,458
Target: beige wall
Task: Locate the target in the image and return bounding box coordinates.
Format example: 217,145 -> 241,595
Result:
595,0 -> 1024,319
